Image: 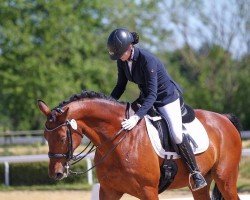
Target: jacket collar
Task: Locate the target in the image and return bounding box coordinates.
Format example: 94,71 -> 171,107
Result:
132,47 -> 139,62
118,47 -> 139,63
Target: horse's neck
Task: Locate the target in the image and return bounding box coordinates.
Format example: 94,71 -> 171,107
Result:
73,100 -> 125,146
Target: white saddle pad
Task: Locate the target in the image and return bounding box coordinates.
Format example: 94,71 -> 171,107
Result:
145,115 -> 209,159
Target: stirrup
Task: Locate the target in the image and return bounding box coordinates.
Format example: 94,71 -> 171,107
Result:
188,171 -> 207,191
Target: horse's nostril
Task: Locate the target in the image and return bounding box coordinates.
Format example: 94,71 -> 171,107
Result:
55,172 -> 63,180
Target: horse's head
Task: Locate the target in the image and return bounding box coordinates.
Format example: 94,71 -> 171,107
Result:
37,100 -> 83,180
38,91 -> 128,181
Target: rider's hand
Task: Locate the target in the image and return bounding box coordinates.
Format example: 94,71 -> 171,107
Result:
121,115 -> 140,130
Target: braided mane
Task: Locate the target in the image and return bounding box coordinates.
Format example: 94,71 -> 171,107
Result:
56,90 -> 122,109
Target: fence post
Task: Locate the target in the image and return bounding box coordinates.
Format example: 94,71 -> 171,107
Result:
91,183 -> 100,200
86,158 -> 93,185
4,162 -> 10,186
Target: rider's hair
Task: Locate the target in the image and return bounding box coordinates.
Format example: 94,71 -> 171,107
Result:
131,32 -> 139,45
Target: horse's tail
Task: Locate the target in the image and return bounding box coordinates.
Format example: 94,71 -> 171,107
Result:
224,113 -> 242,136
212,183 -> 223,200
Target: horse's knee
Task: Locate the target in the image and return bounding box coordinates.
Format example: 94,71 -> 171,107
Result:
141,186 -> 159,200
191,188 -> 211,200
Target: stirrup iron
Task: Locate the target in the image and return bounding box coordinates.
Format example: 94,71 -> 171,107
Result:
189,171 -> 207,191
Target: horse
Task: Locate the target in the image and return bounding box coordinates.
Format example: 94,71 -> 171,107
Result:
37,90 -> 242,200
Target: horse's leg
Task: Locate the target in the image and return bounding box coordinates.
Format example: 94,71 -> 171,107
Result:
213,166 -> 239,200
140,186 -> 159,200
212,129 -> 241,199
191,172 -> 213,200
99,186 -> 123,200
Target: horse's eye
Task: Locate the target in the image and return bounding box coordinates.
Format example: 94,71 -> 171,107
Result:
48,114 -> 56,122
60,136 -> 67,143
48,115 -> 54,122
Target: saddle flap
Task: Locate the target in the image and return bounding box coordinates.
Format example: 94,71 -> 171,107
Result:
144,116 -> 209,159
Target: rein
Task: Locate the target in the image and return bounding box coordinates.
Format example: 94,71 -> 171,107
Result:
69,128 -> 126,176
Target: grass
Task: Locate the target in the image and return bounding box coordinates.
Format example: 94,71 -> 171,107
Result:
1,140 -> 249,156
0,143 -> 86,156
0,183 -> 91,191
0,143 -> 48,156
242,139 -> 250,148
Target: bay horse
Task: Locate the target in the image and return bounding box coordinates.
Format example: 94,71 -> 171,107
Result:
37,90 -> 242,200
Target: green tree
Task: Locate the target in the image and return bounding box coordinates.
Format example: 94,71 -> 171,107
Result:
0,0 -> 168,130
1,0 -> 249,131
0,0 -> 112,130
166,44 -> 250,129
232,55 -> 250,129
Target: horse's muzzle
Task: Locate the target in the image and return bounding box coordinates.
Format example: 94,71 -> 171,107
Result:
49,162 -> 68,180
55,172 -> 67,180
50,168 -> 68,180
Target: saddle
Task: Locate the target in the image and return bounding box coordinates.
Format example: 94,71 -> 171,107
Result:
132,97 -> 195,152
131,98 -> 196,193
148,100 -> 195,152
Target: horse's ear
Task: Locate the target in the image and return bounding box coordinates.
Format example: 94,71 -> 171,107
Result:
63,107 -> 69,115
37,100 -> 51,116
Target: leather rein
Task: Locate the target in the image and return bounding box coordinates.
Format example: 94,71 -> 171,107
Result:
45,103 -> 130,177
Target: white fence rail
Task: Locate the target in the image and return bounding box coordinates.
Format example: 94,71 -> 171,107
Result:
242,149 -> 250,156
0,153 -> 95,186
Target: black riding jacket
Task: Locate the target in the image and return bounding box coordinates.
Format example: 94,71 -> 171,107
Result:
111,47 -> 182,118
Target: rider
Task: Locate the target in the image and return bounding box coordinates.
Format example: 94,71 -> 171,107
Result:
107,28 -> 207,191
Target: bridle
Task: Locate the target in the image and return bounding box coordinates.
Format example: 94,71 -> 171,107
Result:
45,119 -> 127,177
45,103 -> 130,177
45,119 -> 79,160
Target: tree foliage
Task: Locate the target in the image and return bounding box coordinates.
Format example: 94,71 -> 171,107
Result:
0,0 -> 249,130
0,0 -> 165,130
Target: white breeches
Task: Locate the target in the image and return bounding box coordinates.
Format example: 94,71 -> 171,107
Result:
157,98 -> 183,144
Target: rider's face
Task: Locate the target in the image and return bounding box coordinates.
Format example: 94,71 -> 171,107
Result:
120,45 -> 132,61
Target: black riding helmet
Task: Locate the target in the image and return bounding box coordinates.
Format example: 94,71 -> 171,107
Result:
107,28 -> 134,60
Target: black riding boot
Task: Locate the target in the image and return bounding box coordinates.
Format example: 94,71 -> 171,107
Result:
177,134 -> 207,191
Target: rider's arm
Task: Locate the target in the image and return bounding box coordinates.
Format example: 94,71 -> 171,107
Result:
110,62 -> 128,100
